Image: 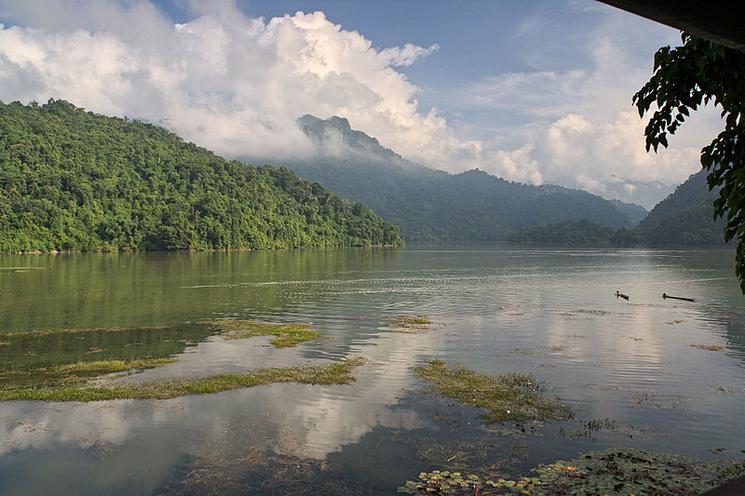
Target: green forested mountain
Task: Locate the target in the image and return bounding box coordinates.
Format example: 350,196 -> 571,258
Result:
0,100 -> 399,252
507,219 -> 637,246
609,200 -> 648,225
280,115 -> 643,241
634,169 -> 725,245
507,170 -> 726,247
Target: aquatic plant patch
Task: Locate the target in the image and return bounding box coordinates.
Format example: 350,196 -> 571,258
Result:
690,344 -> 725,352
1,357 -> 179,391
558,418 -> 654,440
388,315 -> 433,333
584,384 -> 688,409
0,324 -> 214,389
414,360 -> 573,422
0,357 -> 365,402
203,320 -> 321,348
398,449 -> 745,495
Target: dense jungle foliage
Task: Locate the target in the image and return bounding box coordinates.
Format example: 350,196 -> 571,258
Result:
0,100 -> 399,252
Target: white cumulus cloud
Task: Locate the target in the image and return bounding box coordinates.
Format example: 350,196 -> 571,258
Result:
0,0 -> 725,207
0,0 -> 450,164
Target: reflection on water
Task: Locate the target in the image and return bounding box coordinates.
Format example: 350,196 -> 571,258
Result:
0,246 -> 744,495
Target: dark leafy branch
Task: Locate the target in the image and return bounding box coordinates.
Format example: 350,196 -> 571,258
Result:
633,32 -> 745,292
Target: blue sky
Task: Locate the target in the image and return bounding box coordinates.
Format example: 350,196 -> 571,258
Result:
0,0 -> 718,206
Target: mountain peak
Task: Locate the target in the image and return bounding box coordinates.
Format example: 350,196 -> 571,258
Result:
327,115 -> 351,131
298,114 -> 351,133
297,114 -> 410,164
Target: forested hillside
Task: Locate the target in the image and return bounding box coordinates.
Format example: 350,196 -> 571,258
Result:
634,169 -> 725,245
508,219 -> 637,245
507,170 -> 726,247
0,100 -> 399,252
282,115 -> 643,241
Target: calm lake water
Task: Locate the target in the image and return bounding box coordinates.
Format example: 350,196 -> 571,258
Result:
0,246 -> 744,495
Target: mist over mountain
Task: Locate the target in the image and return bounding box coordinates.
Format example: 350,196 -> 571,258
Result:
268,115 -> 645,241
602,178 -> 675,211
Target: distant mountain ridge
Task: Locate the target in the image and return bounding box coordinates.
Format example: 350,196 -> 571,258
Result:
507,170 -> 726,247
277,115 -> 646,241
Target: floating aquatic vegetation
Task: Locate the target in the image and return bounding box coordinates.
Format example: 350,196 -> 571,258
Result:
558,309 -> 610,320
584,384 -> 688,410
414,360 -> 572,422
481,420 -> 544,439
398,449 -> 745,495
387,314 -> 433,333
558,418 -> 653,440
709,384 -> 744,395
0,357 -> 365,402
160,444 -> 379,496
0,358 -> 175,391
574,309 -> 610,315
690,344 -> 725,352
203,320 -> 321,348
0,325 -> 171,337
56,357 -> 176,374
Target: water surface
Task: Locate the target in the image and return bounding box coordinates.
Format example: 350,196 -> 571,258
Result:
1,246 -> 743,495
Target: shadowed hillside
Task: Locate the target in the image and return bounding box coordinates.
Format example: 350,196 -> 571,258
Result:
279,115 -> 644,241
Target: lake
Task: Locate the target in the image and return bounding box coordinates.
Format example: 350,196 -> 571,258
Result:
1,246 -> 744,495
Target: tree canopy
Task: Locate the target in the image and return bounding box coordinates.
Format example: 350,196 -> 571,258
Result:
0,99 -> 400,252
634,32 -> 745,291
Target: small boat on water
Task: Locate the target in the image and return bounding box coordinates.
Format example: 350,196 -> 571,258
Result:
662,292 -> 695,302
616,290 -> 629,300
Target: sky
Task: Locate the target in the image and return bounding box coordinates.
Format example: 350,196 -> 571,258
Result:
0,0 -> 722,207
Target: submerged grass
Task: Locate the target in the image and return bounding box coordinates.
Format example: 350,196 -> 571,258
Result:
414,359 -> 572,422
204,320 -> 321,348
0,357 -> 365,402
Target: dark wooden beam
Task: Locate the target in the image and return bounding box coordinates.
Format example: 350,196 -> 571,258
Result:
597,1 -> 745,51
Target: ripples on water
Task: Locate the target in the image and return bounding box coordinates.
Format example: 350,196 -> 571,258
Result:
0,246 -> 743,495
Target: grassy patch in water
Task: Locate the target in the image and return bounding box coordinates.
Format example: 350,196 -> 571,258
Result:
0,357 -> 365,402
414,360 -> 572,422
56,357 -> 176,373
0,325 -> 171,337
0,357 -> 179,390
388,314 -> 432,332
399,449 -> 745,495
0,324 -> 214,389
690,344 -> 725,352
204,320 -> 321,348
